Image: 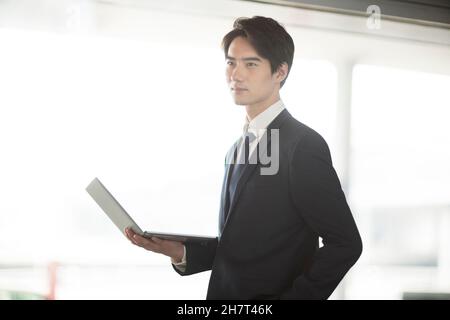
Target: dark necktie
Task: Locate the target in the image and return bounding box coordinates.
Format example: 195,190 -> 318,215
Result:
224,131 -> 257,218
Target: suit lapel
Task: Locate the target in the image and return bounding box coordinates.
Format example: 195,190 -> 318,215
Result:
219,139 -> 240,234
221,109 -> 291,234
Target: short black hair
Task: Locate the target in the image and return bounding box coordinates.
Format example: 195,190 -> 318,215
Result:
222,16 -> 295,88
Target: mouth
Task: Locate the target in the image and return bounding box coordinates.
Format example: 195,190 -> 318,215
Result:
231,88 -> 248,93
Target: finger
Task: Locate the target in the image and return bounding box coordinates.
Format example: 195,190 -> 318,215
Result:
133,234 -> 160,252
125,229 -> 139,245
127,234 -> 138,245
126,227 -> 136,237
133,233 -> 147,243
151,237 -> 164,244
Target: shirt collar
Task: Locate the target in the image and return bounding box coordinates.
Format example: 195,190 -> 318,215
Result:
243,99 -> 285,137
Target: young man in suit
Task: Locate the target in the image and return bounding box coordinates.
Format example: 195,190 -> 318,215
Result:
126,16 -> 362,299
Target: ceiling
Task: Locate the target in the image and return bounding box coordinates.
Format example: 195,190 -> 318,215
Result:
243,0 -> 450,27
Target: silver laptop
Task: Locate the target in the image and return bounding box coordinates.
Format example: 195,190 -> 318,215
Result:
86,177 -> 215,244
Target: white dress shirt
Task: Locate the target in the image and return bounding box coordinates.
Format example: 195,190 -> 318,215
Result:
171,99 -> 285,272
236,99 -> 285,164
171,245 -> 187,272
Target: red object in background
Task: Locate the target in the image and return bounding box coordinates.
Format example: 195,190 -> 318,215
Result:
46,262 -> 58,300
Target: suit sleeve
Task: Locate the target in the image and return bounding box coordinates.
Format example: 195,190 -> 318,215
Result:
282,131 -> 363,299
172,238 -> 219,276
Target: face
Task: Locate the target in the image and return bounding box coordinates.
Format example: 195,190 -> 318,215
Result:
225,36 -> 286,109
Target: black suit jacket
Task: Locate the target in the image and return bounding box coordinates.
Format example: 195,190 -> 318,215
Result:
173,109 -> 362,300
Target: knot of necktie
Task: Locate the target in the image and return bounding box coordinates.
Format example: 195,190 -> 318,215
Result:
244,131 -> 257,144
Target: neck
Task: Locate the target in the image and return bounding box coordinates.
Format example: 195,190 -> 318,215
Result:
245,92 -> 280,121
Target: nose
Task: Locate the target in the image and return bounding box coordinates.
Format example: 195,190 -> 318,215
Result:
229,63 -> 245,82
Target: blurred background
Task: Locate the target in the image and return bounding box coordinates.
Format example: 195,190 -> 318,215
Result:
0,0 -> 449,300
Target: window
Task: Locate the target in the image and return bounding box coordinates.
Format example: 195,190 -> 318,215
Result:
347,64 -> 450,299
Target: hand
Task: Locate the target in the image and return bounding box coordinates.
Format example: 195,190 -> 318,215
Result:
124,227 -> 185,262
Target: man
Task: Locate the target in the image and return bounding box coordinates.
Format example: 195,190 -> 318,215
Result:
126,16 -> 362,300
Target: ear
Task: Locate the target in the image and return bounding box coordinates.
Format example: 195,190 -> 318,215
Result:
275,62 -> 289,84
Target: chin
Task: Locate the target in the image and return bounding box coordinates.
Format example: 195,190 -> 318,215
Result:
232,97 -> 250,106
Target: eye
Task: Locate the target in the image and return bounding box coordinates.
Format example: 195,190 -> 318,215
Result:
247,62 -> 257,67
226,61 -> 234,66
